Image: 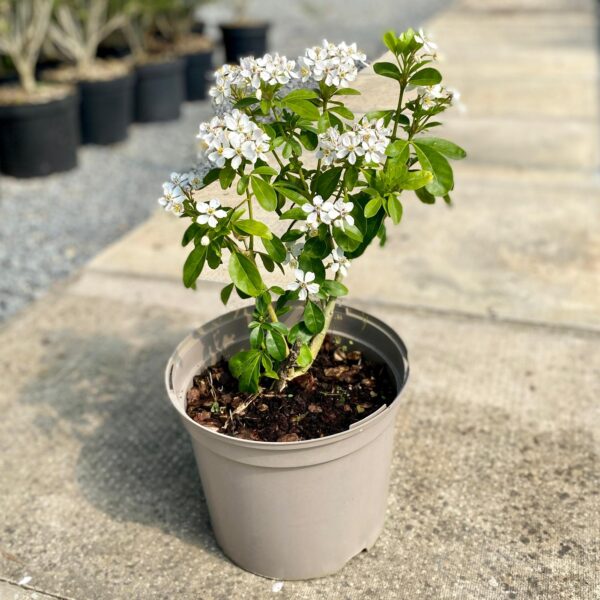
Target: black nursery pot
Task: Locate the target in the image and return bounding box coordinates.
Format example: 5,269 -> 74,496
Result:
79,73 -> 134,145
220,23 -> 269,63
183,49 -> 213,101
134,58 -> 185,123
0,91 -> 79,178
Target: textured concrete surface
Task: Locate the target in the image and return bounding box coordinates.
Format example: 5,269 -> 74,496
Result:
1,0 -> 599,598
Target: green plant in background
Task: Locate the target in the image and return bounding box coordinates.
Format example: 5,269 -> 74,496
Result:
159,29 -> 465,394
0,0 -> 54,93
121,0 -> 178,59
152,0 -> 213,45
47,0 -> 128,74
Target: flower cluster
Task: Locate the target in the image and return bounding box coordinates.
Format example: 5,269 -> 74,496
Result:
418,84 -> 459,109
196,109 -> 270,169
301,195 -> 355,231
209,53 -> 299,106
209,41 -> 367,113
157,168 -> 210,215
317,117 -> 391,166
297,40 -> 367,87
414,28 -> 438,58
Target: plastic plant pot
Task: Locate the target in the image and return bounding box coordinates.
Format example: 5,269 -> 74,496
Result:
165,303 -> 409,580
219,23 -> 269,64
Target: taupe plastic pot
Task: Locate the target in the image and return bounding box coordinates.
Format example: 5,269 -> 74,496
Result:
165,304 -> 409,580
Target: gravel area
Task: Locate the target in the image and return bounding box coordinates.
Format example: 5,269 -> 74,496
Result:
0,0 -> 452,322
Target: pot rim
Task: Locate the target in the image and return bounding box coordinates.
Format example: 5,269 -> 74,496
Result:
165,303 -> 409,450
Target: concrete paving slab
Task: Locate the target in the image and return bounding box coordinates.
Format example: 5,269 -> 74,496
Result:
0,292 -> 597,600
0,581 -> 63,600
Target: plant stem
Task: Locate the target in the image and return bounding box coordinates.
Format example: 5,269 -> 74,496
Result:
391,82 -> 406,140
245,190 -> 254,252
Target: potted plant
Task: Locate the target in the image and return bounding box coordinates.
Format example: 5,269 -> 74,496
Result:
0,0 -> 79,178
152,0 -> 214,101
122,0 -> 185,123
46,0 -> 133,145
219,0 -> 268,64
162,29 -> 465,579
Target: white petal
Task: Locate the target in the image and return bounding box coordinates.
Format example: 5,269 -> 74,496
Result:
209,198 -> 220,209
294,269 -> 304,281
307,283 -> 320,294
208,215 -> 218,228
287,282 -> 300,291
198,214 -> 209,224
215,209 -> 227,219
197,202 -> 209,214
298,288 -> 308,300
304,271 -> 315,283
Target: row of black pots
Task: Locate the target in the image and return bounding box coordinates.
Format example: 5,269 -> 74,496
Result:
0,51 -> 212,178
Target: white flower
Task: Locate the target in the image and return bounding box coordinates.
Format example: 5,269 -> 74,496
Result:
337,131 -> 364,165
196,198 -> 227,228
200,235 -> 210,246
283,242 -> 303,269
224,109 -> 253,135
158,181 -> 186,216
302,195 -> 336,226
419,84 -> 447,109
287,269 -> 320,300
414,29 -> 438,58
299,40 -> 366,88
327,248 -> 350,277
331,199 -> 354,229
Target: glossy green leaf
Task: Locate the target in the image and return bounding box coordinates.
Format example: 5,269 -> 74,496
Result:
265,330 -> 287,361
262,236 -> 287,263
297,344 -> 312,368
409,67 -> 442,86
251,176 -> 277,211
183,245 -> 206,288
234,219 -> 273,239
364,196 -> 383,218
282,99 -> 320,121
229,350 -> 262,392
228,252 -> 265,297
414,137 -> 466,160
321,280 -> 348,297
314,167 -> 342,199
373,61 -> 402,81
304,301 -> 325,334
387,195 -> 403,224
220,282 -> 234,305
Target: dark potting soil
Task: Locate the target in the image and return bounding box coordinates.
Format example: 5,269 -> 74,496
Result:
185,335 -> 397,442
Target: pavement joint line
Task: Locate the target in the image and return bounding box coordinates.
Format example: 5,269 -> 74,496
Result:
0,578 -> 76,600
80,268 -> 600,339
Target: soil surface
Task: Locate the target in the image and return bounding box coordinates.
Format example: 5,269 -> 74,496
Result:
43,59 -> 131,83
0,83 -> 73,106
186,335 -> 397,442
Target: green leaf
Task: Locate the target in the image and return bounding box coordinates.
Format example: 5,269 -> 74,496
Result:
344,165 -> 358,190
228,252 -> 265,297
229,350 -> 262,393
334,87 -> 361,96
303,237 -> 329,259
409,67 -> 442,86
181,223 -> 200,247
273,182 -> 308,205
280,207 -> 307,220
219,165 -> 236,189
333,224 -> 362,252
265,330 -> 287,361
304,301 -> 325,334
364,196 -> 383,217
262,236 -> 287,263
387,195 -> 403,224
401,170 -> 433,190
183,245 -> 206,288
283,89 -> 319,101
234,219 -> 273,239
314,167 -> 342,199
289,322 -> 313,344
385,139 -> 408,158
282,99 -> 320,121
415,186 -> 436,204
413,142 -> 454,195
220,282 -> 234,305
252,165 -> 278,176
321,280 -> 348,297
234,97 -> 259,109
414,137 -> 466,160
281,229 -> 304,242
297,344 -> 312,368
203,168 -> 220,186
251,176 -> 277,211
383,30 -> 398,54
373,61 -> 402,81
236,175 -> 249,195
329,105 -> 355,120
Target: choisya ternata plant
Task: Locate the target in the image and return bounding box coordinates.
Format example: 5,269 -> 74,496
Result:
159,28 -> 466,393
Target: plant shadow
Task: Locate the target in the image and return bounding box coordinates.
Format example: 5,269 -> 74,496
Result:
21,319 -> 222,555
